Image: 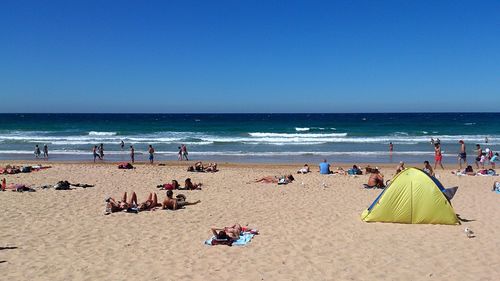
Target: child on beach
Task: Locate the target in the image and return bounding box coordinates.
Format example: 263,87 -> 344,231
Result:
423,161 -> 435,177
491,153 -> 498,169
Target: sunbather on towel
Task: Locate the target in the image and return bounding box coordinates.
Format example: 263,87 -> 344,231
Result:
162,190 -> 201,210
255,174 -> 294,184
105,192 -> 138,213
211,224 -> 243,240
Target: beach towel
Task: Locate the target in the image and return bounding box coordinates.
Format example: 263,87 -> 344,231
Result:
204,232 -> 256,246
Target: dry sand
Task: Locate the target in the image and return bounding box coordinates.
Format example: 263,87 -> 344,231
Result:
1,161 -> 499,281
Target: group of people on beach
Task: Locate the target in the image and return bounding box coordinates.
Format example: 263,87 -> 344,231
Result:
157,178 -> 203,190
90,142 -> 192,164
34,144 -> 49,159
105,190 -> 201,214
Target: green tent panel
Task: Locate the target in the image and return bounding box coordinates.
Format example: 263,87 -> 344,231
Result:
361,168 -> 459,225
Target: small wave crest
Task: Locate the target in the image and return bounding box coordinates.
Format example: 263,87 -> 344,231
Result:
295,127 -> 310,132
88,131 -> 117,136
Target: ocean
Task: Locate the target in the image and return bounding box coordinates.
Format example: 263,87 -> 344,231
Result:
0,113 -> 498,164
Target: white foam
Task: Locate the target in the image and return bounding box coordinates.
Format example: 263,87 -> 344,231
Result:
88,131 -> 117,136
295,127 -> 310,131
248,132 -> 348,138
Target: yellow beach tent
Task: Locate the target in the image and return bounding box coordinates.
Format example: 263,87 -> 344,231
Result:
361,168 -> 459,225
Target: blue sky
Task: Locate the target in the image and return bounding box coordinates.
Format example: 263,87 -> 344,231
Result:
1,0 -> 499,113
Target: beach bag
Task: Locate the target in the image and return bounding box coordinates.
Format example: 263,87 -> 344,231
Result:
493,182 -> 500,192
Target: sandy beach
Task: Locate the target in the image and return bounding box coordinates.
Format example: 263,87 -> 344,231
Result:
1,161 -> 499,281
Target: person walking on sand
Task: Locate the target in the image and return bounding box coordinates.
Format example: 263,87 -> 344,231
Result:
474,144 -> 483,169
43,144 -> 49,159
130,145 -> 135,163
434,143 -> 444,170
99,143 -> 104,160
34,145 -> 41,158
458,140 -> 467,170
177,146 -> 182,161
148,145 -> 155,164
93,145 -> 101,162
181,144 -> 189,161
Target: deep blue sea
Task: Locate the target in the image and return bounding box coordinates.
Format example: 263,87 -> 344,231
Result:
0,113 -> 498,163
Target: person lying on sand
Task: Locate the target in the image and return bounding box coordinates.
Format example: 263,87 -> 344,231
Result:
297,164 -> 310,174
212,223 -> 243,240
366,169 -> 385,188
162,190 -> 201,210
157,180 -> 180,190
254,174 -> 294,184
105,192 -> 138,213
138,193 -> 161,211
205,162 -> 218,172
182,178 -> 202,190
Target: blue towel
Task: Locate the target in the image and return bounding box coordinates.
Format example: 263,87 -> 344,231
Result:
204,232 -> 255,246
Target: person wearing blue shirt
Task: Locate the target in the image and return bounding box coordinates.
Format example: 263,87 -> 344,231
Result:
319,159 -> 332,174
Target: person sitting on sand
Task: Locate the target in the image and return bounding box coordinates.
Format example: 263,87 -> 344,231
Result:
255,174 -> 295,184
464,165 -> 475,176
183,178 -> 202,190
162,190 -> 201,210
423,161 -> 435,177
319,159 -> 332,174
348,165 -> 362,175
396,161 -> 405,174
297,164 -> 310,174
105,192 -> 138,213
367,169 -> 385,188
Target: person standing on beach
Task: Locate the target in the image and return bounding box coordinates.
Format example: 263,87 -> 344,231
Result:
130,145 -> 135,163
177,146 -> 182,161
434,143 -> 444,170
120,140 -> 125,150
43,144 -> 49,159
93,145 -> 101,162
389,142 -> 393,153
181,144 -> 189,161
458,140 -> 467,169
474,144 -> 482,169
34,145 -> 41,158
148,145 -> 155,164
99,143 -> 104,160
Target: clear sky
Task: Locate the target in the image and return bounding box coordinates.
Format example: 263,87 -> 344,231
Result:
1,0 -> 499,113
